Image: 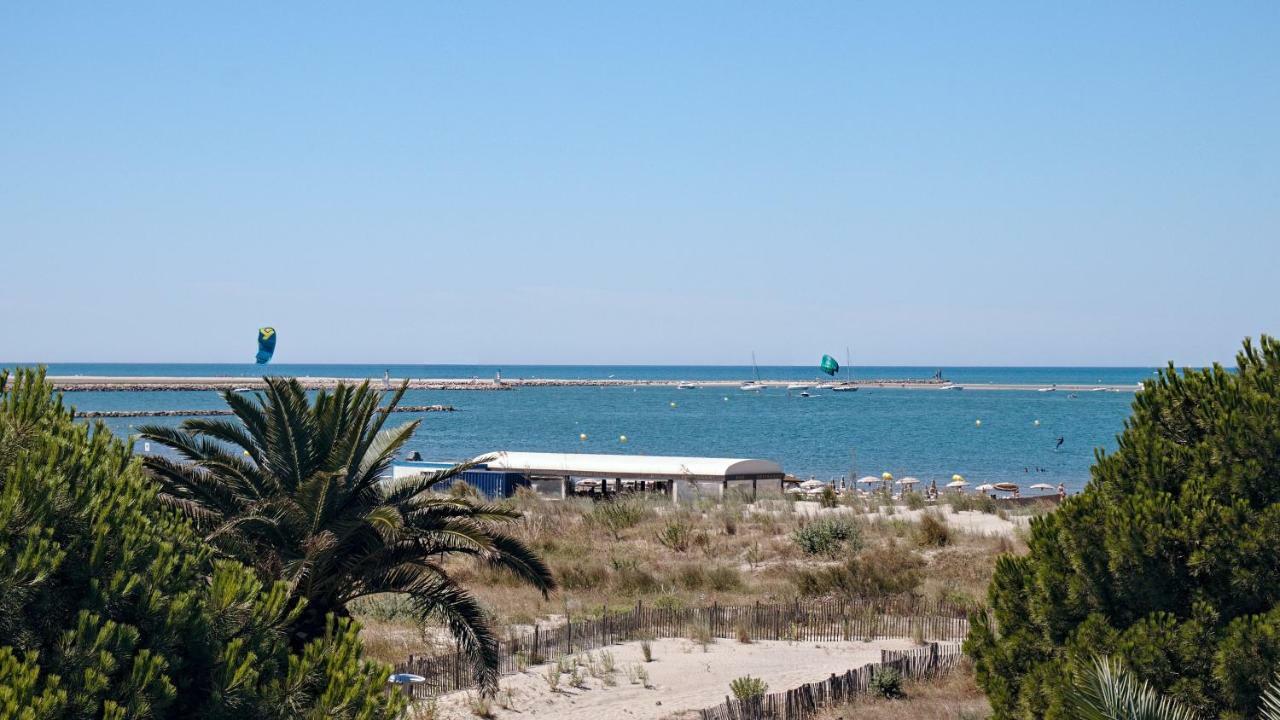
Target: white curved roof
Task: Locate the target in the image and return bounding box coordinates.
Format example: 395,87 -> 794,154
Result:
479,451 -> 783,481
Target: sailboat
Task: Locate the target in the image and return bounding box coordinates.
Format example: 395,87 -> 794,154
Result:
740,352 -> 765,391
831,346 -> 859,391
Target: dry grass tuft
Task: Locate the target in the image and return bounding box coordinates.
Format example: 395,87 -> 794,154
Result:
816,661 -> 990,719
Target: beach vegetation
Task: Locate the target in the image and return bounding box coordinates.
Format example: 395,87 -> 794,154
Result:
915,511 -> 951,547
792,515 -> 863,556
869,666 -> 904,699
967,336 -> 1280,718
731,675 -> 769,701
792,543 -> 925,599
137,377 -> 555,694
0,368 -> 401,718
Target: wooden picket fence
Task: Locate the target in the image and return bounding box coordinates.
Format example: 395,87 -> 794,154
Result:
697,642 -> 966,720
394,596 -> 974,699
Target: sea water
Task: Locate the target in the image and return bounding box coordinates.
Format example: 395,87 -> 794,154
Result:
14,363 -> 1161,491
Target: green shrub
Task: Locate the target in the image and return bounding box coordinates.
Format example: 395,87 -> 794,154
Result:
730,675 -> 769,700
0,368 -> 401,719
903,491 -> 926,510
590,497 -> 649,539
792,516 -> 863,556
869,666 -> 903,698
967,336 -> 1280,718
656,515 -> 693,552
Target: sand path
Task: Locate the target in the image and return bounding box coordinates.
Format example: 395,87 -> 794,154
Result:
431,636 -> 914,720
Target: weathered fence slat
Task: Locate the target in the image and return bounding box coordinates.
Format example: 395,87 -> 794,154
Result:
393,597 -> 977,700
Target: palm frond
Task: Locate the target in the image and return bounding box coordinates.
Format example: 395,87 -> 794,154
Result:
1065,656 -> 1201,720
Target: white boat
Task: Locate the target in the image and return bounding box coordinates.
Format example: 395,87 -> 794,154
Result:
831,383 -> 859,392
946,385 -> 965,391
787,383 -> 810,390
1038,387 -> 1055,393
815,382 -> 837,389
741,352 -> 765,391
232,387 -> 253,393
677,382 -> 699,390
799,391 -> 813,398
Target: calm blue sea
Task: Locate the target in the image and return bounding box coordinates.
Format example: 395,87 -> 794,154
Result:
7,363 -> 1163,492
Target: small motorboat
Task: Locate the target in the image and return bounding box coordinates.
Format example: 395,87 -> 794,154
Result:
799,391 -> 813,398
232,387 -> 254,393
831,383 -> 859,392
1037,387 -> 1055,393
787,383 -> 810,391
677,382 -> 699,390
739,382 -> 764,392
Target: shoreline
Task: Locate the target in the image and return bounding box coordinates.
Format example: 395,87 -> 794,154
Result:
47,375 -> 1140,393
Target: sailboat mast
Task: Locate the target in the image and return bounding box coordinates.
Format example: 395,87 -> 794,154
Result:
752,351 -> 760,383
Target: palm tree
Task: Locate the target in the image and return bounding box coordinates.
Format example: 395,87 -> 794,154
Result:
139,377 -> 555,693
1065,656 -> 1280,720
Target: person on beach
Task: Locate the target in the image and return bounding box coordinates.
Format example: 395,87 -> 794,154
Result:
1057,483 -> 1066,499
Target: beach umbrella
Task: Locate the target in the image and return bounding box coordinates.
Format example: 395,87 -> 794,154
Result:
857,476 -> 882,485
992,482 -> 1020,493
799,479 -> 825,489
1029,483 -> 1054,491
897,477 -> 919,485
946,479 -> 968,488
974,483 -> 995,492
952,474 -> 965,482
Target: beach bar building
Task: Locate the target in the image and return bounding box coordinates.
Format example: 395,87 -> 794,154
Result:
392,451 -> 785,504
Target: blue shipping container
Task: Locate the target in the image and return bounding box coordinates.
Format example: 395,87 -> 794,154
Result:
394,462 -> 529,500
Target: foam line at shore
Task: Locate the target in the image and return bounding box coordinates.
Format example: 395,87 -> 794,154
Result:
48,376 -> 1140,393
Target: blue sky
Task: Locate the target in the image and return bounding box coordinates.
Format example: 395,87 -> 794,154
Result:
2,2 -> 1276,365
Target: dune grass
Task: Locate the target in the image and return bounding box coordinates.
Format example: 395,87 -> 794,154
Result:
355,490 -> 1036,665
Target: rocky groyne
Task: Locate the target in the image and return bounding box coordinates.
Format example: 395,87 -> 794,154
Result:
76,404 -> 454,418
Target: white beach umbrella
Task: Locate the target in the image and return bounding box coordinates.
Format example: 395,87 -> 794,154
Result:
1029,483 -> 1054,491
897,477 -> 920,485
857,476 -> 882,485
799,479 -> 825,489
946,479 -> 969,488
974,483 -> 995,492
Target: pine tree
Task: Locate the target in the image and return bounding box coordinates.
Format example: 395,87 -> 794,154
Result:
0,368 -> 403,719
966,336 -> 1280,719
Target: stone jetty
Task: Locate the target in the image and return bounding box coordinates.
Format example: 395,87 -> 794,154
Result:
76,404 -> 454,418
48,376 -> 1140,393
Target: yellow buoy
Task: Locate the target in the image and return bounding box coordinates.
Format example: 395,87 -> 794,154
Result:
619,435 -> 628,443
579,433 -> 587,441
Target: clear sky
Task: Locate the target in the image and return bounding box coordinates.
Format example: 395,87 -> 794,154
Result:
2,2 -> 1277,366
